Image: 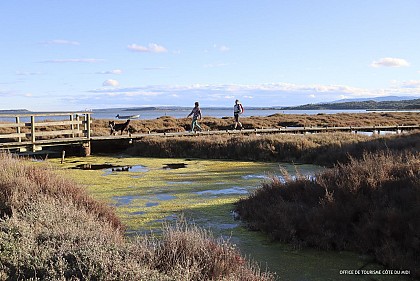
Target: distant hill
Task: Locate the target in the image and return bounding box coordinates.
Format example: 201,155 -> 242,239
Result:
330,96 -> 417,103
0,109 -> 30,113
281,98 -> 420,110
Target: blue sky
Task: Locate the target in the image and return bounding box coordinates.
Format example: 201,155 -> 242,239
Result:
1,0 -> 420,111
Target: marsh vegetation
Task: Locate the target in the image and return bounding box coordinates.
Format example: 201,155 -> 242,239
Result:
236,151 -> 420,278
0,153 -> 274,280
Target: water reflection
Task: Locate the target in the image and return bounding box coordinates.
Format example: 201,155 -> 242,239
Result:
196,186 -> 252,196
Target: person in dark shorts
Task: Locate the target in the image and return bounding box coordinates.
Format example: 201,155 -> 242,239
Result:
233,99 -> 244,129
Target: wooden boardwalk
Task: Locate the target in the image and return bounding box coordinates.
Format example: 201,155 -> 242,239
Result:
1,112 -> 419,155
92,124 -> 420,141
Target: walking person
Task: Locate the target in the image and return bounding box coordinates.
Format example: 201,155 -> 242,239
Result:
187,101 -> 202,132
233,99 -> 244,129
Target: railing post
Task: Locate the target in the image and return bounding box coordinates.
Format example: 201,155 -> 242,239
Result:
85,113 -> 91,139
81,113 -> 91,156
76,114 -> 80,136
16,116 -> 21,142
70,114 -> 75,138
31,115 -> 36,151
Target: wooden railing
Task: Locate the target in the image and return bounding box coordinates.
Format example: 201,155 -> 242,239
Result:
0,112 -> 92,152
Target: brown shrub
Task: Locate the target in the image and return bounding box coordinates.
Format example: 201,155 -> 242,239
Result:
124,131 -> 420,166
0,152 -> 123,230
235,151 -> 420,278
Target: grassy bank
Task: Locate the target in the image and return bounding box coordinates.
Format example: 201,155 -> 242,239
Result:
122,131 -> 419,166
0,153 -> 273,280
235,151 -> 420,278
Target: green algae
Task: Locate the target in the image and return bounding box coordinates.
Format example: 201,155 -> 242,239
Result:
44,155 -> 409,281
47,155 -> 277,229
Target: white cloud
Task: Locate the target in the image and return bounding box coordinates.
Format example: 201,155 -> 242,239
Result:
41,58 -> 104,63
15,71 -> 42,76
143,67 -> 169,70
213,44 -> 230,52
219,45 -> 230,52
102,79 -> 119,87
43,39 -> 80,46
0,90 -> 11,96
370,57 -> 410,68
97,69 -> 123,75
83,82 -> 420,108
204,62 -> 229,68
392,80 -> 420,89
127,43 -> 168,53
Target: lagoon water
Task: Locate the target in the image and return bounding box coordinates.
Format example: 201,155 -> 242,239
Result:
0,108 -> 366,123
47,155 -> 409,281
91,108 -> 366,120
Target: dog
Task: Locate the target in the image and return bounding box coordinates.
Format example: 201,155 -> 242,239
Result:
109,119 -> 131,135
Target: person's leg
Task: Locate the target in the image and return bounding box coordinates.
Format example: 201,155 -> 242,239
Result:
191,120 -> 196,132
234,114 -> 239,129
196,122 -> 202,131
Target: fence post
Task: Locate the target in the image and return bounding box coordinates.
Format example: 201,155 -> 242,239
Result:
31,115 -> 36,151
70,114 -> 75,138
16,116 -> 21,142
81,113 -> 91,156
85,113 -> 91,139
76,114 -> 80,136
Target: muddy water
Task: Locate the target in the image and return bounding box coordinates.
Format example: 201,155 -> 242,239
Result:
47,155 -> 409,281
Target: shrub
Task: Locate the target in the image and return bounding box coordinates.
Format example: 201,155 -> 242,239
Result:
125,131 -> 420,166
235,151 -> 420,278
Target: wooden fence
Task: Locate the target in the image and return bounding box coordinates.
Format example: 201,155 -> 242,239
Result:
0,112 -> 92,153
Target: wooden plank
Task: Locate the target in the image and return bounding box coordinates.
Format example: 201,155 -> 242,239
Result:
0,133 -> 26,139
0,137 -> 89,148
0,141 -> 33,147
34,137 -> 90,144
33,129 -> 84,137
0,122 -> 26,128
0,112 -> 91,118
30,120 -> 84,127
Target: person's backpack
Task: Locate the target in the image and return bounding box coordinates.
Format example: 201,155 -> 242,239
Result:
239,103 -> 244,114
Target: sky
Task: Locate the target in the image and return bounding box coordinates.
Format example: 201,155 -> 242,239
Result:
1,0 -> 420,111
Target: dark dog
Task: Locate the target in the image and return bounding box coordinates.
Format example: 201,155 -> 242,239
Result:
109,120 -> 130,135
